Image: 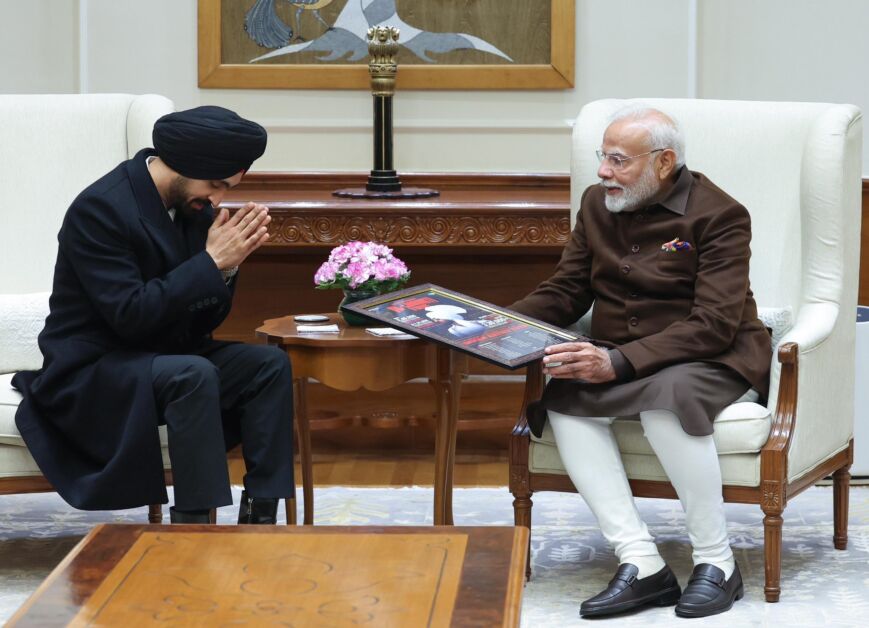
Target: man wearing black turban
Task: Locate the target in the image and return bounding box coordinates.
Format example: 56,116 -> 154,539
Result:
12,106 -> 294,525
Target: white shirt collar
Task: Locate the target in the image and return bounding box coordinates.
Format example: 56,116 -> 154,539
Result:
146,155 -> 175,221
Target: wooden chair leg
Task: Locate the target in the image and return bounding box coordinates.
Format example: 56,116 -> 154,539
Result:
512,492 -> 533,581
295,377 -> 314,525
833,465 -> 851,549
148,503 -> 163,524
762,510 -> 783,602
285,496 -> 297,525
511,364 -> 539,581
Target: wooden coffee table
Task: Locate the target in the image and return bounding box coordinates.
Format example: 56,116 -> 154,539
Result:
9,524 -> 528,627
256,314 -> 467,526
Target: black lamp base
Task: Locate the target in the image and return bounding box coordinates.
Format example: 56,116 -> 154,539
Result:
365,169 -> 402,192
332,186 -> 440,199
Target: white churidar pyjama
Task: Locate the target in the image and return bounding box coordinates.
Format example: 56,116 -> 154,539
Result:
548,408 -> 735,580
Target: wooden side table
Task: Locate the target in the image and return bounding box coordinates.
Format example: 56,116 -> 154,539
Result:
256,314 -> 467,525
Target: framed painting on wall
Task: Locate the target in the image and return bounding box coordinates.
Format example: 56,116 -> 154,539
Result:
198,0 -> 575,89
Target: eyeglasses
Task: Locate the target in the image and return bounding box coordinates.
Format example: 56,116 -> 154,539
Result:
596,148 -> 665,170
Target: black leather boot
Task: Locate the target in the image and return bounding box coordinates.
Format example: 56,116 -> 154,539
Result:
169,506 -> 212,524
237,490 -> 279,524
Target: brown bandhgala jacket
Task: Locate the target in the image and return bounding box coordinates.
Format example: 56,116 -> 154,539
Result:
510,167 -> 772,400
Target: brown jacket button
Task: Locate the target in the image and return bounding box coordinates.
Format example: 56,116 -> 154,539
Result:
629,317 -> 639,326
631,244 -> 640,253
621,265 -> 631,274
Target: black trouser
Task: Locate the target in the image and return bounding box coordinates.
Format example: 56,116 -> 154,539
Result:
151,342 -> 294,511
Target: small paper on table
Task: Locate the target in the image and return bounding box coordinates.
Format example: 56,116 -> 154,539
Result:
296,324 -> 340,334
366,327 -> 418,340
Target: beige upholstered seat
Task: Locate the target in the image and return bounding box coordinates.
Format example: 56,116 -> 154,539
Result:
530,399 -> 772,487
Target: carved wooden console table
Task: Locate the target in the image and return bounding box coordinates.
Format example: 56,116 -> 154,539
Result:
216,172 -> 570,447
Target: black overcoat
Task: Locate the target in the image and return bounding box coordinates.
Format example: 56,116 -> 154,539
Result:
13,149 -> 235,510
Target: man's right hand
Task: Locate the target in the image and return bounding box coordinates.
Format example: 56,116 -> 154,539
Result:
542,341 -> 616,384
205,202 -> 271,270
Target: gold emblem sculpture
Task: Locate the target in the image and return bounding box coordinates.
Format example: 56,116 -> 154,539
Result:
333,27 -> 439,199
368,26 -> 399,97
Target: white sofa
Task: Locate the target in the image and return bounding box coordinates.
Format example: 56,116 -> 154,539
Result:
0,94 -> 175,513
510,98 -> 863,602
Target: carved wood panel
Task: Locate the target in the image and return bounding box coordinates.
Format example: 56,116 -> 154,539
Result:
267,214 -> 569,246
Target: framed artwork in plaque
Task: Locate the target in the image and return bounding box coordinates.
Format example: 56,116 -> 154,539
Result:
198,0 -> 575,89
342,283 -> 590,369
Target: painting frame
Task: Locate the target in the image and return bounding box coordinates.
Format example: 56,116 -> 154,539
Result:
198,0 -> 575,90
342,283 -> 588,370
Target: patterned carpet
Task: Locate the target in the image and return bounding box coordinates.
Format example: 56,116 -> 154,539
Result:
0,485 -> 867,626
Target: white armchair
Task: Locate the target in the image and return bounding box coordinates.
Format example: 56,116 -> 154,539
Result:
510,98 -> 863,602
0,94 -> 175,520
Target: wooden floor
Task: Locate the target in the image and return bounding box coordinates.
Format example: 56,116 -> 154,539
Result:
229,450 -> 509,487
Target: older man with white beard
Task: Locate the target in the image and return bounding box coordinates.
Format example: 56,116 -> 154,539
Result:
509,106 -> 771,619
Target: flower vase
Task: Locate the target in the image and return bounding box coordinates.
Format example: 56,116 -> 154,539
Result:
338,289 -> 378,326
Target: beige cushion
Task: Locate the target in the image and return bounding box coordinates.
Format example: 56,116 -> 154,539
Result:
0,444 -> 43,478
0,292 -> 49,374
527,390 -> 773,488
529,443 -> 762,487
0,373 -> 23,446
757,306 -> 793,348
532,400 -> 771,456
0,373 -> 52,476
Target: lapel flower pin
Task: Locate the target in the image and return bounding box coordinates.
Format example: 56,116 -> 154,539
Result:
661,237 -> 693,252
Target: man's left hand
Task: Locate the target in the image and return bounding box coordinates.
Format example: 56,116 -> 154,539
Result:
542,342 -> 616,383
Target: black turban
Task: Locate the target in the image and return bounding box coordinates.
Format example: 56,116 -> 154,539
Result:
152,105 -> 267,180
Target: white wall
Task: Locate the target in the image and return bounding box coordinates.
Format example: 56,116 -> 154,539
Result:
699,0 -> 869,114
0,0 -> 78,94
3,0 -> 868,175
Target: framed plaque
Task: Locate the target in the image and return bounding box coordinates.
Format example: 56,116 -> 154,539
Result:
342,283 -> 590,369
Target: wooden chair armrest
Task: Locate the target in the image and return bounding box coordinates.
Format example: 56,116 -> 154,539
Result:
761,342 -> 799,456
513,414 -> 530,438
513,361 -> 545,438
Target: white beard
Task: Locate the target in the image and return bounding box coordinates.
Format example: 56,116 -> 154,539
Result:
601,163 -> 661,213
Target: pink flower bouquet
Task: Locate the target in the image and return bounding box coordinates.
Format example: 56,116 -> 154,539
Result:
314,241 -> 411,294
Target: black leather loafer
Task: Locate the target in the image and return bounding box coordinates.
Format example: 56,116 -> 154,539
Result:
675,562 -> 744,618
580,563 -> 682,617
